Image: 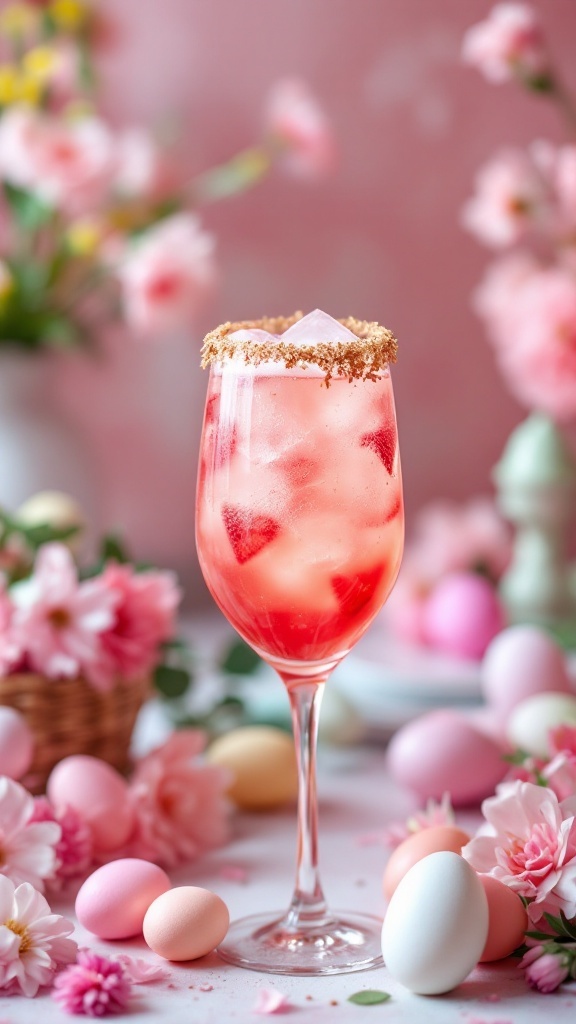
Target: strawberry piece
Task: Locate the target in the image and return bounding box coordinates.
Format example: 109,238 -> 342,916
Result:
383,493 -> 402,524
222,505 -> 280,564
361,424 -> 397,474
331,563 -> 385,617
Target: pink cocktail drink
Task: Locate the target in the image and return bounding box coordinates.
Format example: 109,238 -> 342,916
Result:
197,368 -> 403,670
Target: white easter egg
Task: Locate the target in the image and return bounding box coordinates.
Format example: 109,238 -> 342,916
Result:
381,850 -> 489,995
507,691 -> 576,758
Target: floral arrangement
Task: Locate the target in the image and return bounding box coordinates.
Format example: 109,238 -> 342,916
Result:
462,2 -> 576,420
0,0 -> 334,350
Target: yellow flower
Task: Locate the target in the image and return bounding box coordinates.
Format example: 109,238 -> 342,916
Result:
49,0 -> 87,32
0,3 -> 36,38
66,219 -> 101,256
0,64 -> 42,107
23,46 -> 62,84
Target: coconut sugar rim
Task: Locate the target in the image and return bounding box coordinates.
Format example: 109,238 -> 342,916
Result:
200,312 -> 398,383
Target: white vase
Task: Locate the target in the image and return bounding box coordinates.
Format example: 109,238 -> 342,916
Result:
0,348 -> 99,527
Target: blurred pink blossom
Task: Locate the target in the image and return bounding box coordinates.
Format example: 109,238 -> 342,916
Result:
0,876 -> 76,997
117,213 -> 216,336
463,780 -> 576,921
462,3 -> 549,85
0,106 -> 117,214
384,498 -> 510,644
10,543 -> 118,681
462,147 -> 549,247
380,793 -> 456,849
0,578 -> 21,675
542,753 -> 576,803
265,78 -> 336,180
550,725 -> 576,758
114,128 -> 165,199
473,251 -> 539,341
53,950 -> 131,1016
89,563 -> 181,690
125,730 -> 231,868
520,945 -> 570,993
0,778 -> 60,891
31,797 -> 93,887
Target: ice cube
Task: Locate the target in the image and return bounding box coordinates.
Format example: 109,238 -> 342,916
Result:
281,309 -> 358,346
227,328 -> 278,343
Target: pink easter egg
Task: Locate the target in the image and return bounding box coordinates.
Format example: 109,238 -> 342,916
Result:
76,859 -> 171,940
482,625 -> 572,720
422,572 -> 505,661
387,709 -> 508,807
47,755 -> 134,852
0,707 -> 34,779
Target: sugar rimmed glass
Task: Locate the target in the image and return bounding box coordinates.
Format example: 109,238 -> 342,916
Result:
196,314 -> 404,975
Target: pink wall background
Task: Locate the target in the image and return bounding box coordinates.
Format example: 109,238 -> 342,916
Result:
52,0 -> 576,604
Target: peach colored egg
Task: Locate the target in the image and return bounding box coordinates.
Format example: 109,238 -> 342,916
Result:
47,755 -> 134,852
422,572 -> 505,660
482,626 -> 572,721
383,825 -> 471,901
0,707 -> 34,779
143,886 -> 229,961
387,709 -> 508,807
478,876 -> 528,962
76,859 -> 171,940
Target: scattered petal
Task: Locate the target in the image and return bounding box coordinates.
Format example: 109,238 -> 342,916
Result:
253,987 -> 292,1014
115,954 -> 171,983
219,864 -> 249,883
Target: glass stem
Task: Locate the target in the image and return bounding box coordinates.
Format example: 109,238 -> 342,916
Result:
281,676 -> 331,930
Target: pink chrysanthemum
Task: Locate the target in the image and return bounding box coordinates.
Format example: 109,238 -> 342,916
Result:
31,798 -> 93,887
53,950 -> 132,1017
0,875 -> 77,997
125,730 -> 231,868
0,777 -> 60,891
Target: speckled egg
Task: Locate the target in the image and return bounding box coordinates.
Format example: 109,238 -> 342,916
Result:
76,859 -> 171,939
482,626 -> 572,720
206,726 -> 298,810
143,886 -> 229,961
47,755 -> 134,851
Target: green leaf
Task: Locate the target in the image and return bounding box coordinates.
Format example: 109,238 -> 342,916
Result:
100,533 -> 131,564
19,522 -> 80,549
221,638 -> 261,676
154,665 -> 191,699
3,182 -> 54,232
347,990 -> 391,1006
503,748 -> 531,765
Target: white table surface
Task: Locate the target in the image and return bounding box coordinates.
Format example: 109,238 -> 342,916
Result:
3,746 -> 575,1023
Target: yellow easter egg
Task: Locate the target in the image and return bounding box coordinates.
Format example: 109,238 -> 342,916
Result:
206,726 -> 298,810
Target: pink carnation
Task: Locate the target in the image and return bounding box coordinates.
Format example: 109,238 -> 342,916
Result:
265,78 -> 336,180
0,106 -> 116,214
462,148 -> 549,248
117,213 -> 216,337
53,950 -> 131,1017
520,945 -> 571,993
10,543 -> 118,682
125,730 -> 230,868
88,563 -> 181,690
31,797 -> 93,887
462,3 -> 549,85
463,780 -> 576,921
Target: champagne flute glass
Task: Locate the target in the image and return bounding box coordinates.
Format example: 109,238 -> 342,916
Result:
196,311 -> 404,975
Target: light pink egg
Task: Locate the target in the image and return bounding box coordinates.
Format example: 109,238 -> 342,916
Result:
422,572 -> 505,660
482,625 -> 572,720
387,709 -> 508,806
76,859 -> 171,939
0,707 -> 34,779
47,755 -> 134,852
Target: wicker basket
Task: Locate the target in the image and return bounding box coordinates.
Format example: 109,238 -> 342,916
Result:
0,673 -> 150,793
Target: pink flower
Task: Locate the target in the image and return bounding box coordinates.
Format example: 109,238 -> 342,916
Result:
265,78 -> 336,180
89,563 -> 180,689
380,794 -> 456,849
0,777 -> 60,891
117,213 -> 216,336
473,251 -> 539,344
463,781 -> 576,921
462,148 -> 549,248
0,106 -> 116,214
550,725 -> 576,758
541,754 -> 576,803
520,944 -> 571,993
0,875 -> 76,997
114,128 -> 165,199
125,730 -> 230,868
53,950 -> 131,1017
10,543 -> 118,682
31,797 -> 93,887
462,3 -> 549,85
0,578 -> 22,676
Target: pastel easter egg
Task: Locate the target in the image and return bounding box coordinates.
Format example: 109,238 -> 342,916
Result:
47,755 -> 134,851
383,825 -> 471,901
478,876 -> 528,962
506,692 -> 576,758
76,859 -> 171,940
422,572 -> 505,660
143,886 -> 229,961
0,707 -> 34,779
206,726 -> 298,810
482,626 -> 572,721
381,851 -> 489,994
387,709 -> 507,807
318,687 -> 364,746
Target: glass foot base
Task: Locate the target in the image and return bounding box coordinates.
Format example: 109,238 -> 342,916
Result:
217,911 -> 384,976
